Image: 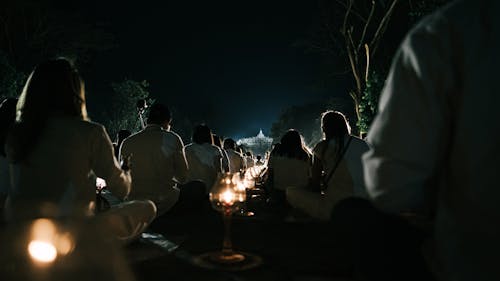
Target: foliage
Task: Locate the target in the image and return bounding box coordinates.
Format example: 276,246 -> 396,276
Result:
357,71 -> 384,135
0,50 -> 25,100
103,79 -> 154,139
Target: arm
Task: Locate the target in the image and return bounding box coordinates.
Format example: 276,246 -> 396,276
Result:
363,19 -> 454,215
91,125 -> 131,200
171,135 -> 188,183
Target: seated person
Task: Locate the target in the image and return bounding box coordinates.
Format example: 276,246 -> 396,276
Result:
120,103 -> 206,216
184,124 -> 224,193
266,129 -> 311,207
5,59 -> 155,243
287,111 -> 369,220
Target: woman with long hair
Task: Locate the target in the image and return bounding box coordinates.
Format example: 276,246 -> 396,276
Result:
286,111 -> 369,220
266,129 -> 311,208
5,58 -> 155,241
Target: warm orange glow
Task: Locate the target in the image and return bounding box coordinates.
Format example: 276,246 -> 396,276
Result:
28,240 -> 57,263
221,189 -> 235,205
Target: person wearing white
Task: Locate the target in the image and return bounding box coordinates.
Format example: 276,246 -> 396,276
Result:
287,111 -> 369,220
5,59 -> 155,243
120,103 -> 188,216
363,1 -> 500,280
223,138 -> 245,174
121,103 -> 207,217
266,130 -> 311,207
184,124 -> 224,193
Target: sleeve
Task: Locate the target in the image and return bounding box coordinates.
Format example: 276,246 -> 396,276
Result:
172,135 -> 188,183
363,18 -> 454,214
90,125 -> 131,200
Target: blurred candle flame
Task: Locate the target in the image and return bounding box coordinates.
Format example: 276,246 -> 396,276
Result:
28,240 -> 57,263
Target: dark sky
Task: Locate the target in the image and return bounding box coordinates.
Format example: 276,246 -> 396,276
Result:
83,1 -> 343,139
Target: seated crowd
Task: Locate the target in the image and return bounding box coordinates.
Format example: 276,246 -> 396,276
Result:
1,2 -> 499,280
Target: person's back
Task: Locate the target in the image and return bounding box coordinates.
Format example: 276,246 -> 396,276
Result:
184,142 -> 223,192
7,117 -> 129,218
269,156 -> 309,191
120,125 -> 185,209
319,136 -> 369,197
363,1 -> 500,280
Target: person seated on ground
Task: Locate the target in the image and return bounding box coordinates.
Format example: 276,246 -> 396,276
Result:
286,111 -> 369,220
361,1 -> 500,280
4,58 -> 155,243
265,129 -> 311,208
245,151 -> 254,168
184,124 -> 225,193
113,129 -> 131,160
213,133 -> 230,172
223,138 -> 245,174
0,98 -> 18,220
119,103 -> 206,217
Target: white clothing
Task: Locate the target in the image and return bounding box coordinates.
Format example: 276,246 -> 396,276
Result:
6,117 -> 131,218
184,142 -> 224,192
268,155 -> 310,191
287,136 -> 369,220
120,124 -> 188,215
363,1 -> 500,280
225,149 -> 245,173
5,117 -> 154,242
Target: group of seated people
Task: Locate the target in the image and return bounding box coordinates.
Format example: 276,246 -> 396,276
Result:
1,2 -> 500,280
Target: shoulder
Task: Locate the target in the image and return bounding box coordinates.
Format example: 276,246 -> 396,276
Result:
313,140 -> 329,155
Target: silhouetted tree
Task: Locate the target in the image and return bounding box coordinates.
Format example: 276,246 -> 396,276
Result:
104,79 -> 154,137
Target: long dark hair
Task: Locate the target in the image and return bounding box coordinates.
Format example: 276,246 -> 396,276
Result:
321,111 -> 351,159
7,58 -> 88,163
275,129 -> 310,161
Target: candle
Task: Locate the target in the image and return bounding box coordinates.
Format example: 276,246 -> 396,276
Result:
220,189 -> 235,206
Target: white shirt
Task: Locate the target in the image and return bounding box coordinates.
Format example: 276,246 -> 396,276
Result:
6,117 -> 130,219
225,149 -> 245,174
287,136 -> 369,220
120,125 -> 187,214
268,155 -> 310,191
184,142 -> 224,192
363,1 -> 500,280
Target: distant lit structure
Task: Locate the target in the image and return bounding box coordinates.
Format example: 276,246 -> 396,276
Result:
237,130 -> 273,157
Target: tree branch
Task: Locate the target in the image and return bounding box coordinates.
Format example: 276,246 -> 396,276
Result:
335,0 -> 367,23
357,0 -> 376,53
369,0 -> 398,58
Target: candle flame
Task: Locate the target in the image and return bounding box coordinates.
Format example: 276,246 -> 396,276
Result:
28,240 -> 57,263
221,189 -> 235,205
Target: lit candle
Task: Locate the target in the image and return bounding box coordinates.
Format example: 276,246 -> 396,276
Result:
220,189 -> 235,206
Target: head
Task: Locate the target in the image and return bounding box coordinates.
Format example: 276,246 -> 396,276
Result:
147,103 -> 171,129
280,129 -> 304,152
8,58 -> 88,163
17,58 -> 87,123
321,111 -> 351,140
192,124 -> 213,145
278,129 -> 310,161
223,138 -> 236,150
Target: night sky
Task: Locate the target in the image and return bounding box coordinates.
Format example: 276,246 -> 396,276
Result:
81,1 -> 346,139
